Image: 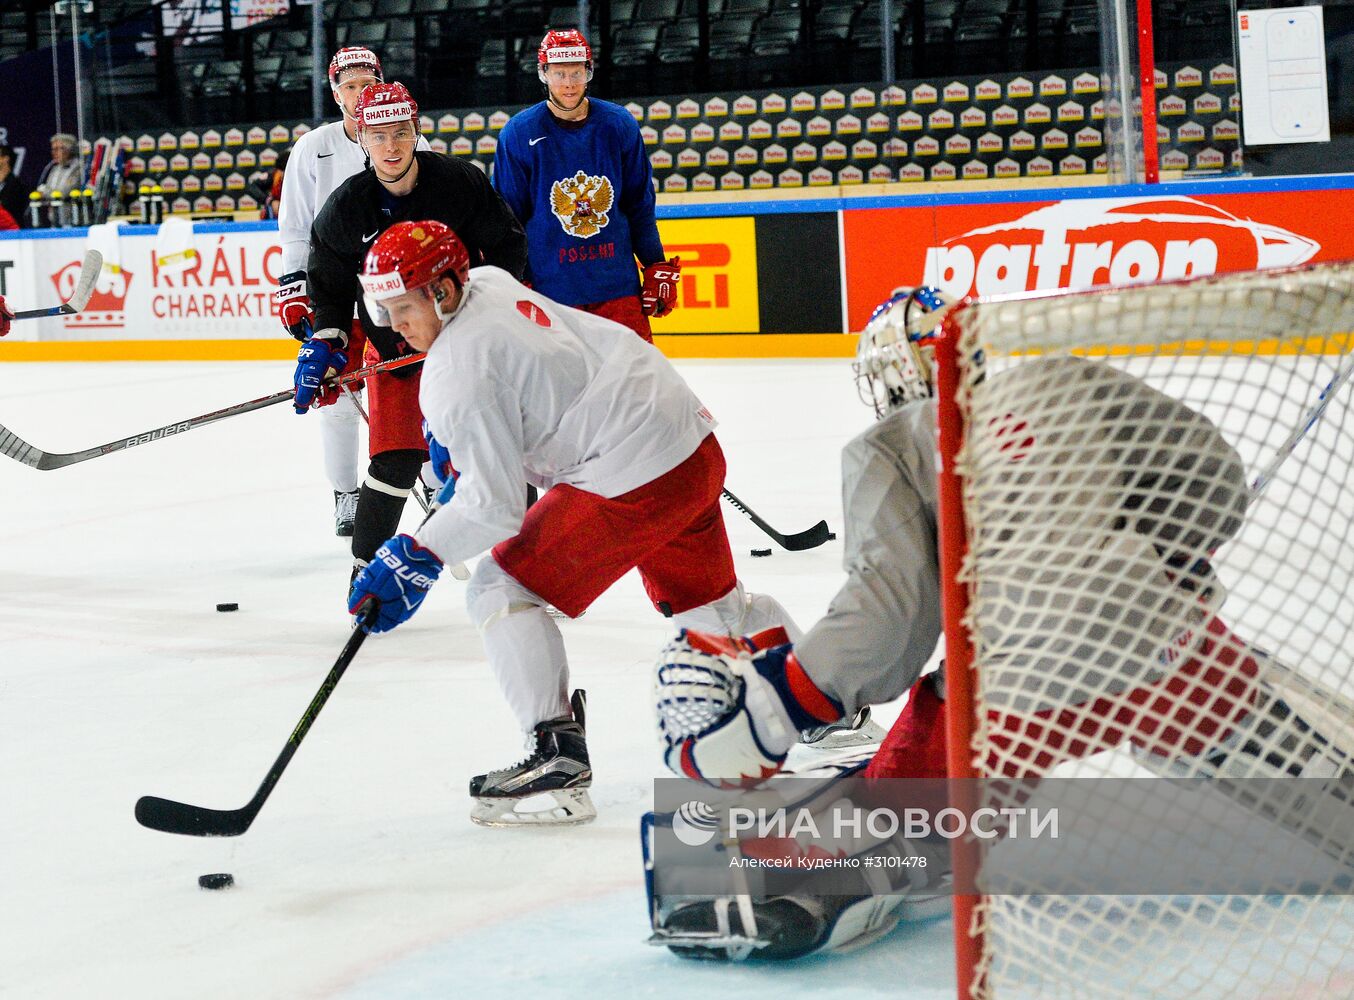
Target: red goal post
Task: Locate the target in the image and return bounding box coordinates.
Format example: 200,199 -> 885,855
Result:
933,261 -> 1354,999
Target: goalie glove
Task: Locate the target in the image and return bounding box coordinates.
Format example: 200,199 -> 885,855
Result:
654,629 -> 844,788
640,257 -> 681,317
274,270 -> 315,343
0,295 -> 10,338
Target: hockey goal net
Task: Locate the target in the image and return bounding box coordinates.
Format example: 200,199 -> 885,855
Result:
933,261 -> 1354,1000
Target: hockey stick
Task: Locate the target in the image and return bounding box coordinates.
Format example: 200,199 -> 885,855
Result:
0,352 -> 424,471
135,603 -> 379,837
340,382 -> 471,581
720,487 -> 835,551
10,249 -> 103,319
1249,347 -> 1354,499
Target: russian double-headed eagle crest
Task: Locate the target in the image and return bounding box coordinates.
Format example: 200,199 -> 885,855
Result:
551,170 -> 614,238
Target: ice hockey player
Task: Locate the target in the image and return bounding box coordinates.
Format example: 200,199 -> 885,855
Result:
0,295 -> 11,337
298,83 -> 526,590
647,287 -> 1351,960
275,47 -> 432,537
493,28 -> 681,343
345,219 -> 799,828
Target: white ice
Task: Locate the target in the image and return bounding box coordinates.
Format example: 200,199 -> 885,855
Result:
0,358 -> 951,1000
7,355 -> 1353,1000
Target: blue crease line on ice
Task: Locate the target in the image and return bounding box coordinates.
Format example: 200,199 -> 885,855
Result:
338,891 -> 956,999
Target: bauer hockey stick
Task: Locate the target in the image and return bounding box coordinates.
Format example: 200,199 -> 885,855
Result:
9,249 -> 103,320
0,352 -> 424,471
720,487 -> 835,551
135,603 -> 379,837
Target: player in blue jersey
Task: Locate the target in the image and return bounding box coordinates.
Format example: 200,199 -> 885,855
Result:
494,28 -> 682,343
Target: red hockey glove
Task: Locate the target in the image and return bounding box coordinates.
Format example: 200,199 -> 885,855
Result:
640,257 -> 681,318
0,295 -> 11,338
274,270 -> 315,343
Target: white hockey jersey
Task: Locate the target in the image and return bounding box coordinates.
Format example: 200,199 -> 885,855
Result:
413,267 -> 717,566
277,120 -> 431,274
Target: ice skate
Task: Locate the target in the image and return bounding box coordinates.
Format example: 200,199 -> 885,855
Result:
333,490 -> 358,537
469,689 -> 596,827
800,706 -> 887,751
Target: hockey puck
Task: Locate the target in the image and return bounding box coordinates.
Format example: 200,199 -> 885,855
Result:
198,873 -> 234,890
827,532 -> 837,541
750,548 -> 773,557
215,603 -> 239,613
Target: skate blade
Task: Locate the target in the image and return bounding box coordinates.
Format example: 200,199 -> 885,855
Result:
469,788 -> 597,828
803,719 -> 887,750
801,707 -> 887,750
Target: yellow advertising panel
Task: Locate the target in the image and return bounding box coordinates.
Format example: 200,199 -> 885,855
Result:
650,217 -> 759,334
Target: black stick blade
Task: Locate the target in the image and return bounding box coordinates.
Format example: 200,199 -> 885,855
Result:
135,795 -> 256,837
779,519 -> 834,551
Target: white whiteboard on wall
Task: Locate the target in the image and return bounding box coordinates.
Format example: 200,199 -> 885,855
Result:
1237,5 -> 1331,145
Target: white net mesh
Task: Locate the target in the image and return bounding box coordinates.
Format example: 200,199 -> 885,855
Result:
946,262 -> 1354,999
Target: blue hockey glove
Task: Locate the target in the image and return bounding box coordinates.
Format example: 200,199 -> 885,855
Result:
348,534 -> 444,633
421,418 -> 460,504
293,332 -> 348,414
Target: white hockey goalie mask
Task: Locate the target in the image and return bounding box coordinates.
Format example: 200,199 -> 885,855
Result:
854,286 -> 948,419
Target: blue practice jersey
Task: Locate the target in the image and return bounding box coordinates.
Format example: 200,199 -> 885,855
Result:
494,98 -> 665,307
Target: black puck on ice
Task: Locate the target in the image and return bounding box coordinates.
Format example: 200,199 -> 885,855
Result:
215,603 -> 239,613
198,873 -> 234,890
827,532 -> 837,540
750,548 -> 773,557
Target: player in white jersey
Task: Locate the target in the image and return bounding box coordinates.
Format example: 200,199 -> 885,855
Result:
273,46 -> 429,536
344,219 -> 800,827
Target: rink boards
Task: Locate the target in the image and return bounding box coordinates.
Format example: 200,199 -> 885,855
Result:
2,172 -> 1354,360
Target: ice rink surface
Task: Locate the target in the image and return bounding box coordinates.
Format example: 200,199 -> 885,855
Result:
1,358 -> 949,1000
9,355 -> 1353,1000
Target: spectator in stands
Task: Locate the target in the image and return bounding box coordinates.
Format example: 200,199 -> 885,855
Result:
494,29 -> 681,343
37,134 -> 82,198
0,145 -> 30,229
247,149 -> 288,220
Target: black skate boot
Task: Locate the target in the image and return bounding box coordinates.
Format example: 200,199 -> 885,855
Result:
469,689 -> 595,827
334,490 -> 359,537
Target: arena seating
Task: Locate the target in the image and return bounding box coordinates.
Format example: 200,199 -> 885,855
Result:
89,59 -> 1238,216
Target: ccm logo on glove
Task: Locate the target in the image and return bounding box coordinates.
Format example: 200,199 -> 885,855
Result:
640,257 -> 682,318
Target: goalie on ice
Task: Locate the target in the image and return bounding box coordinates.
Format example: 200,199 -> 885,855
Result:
645,286 -> 1354,961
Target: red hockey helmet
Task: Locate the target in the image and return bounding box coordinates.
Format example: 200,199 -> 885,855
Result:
361,221 -> 471,316
353,81 -> 419,137
327,46 -> 383,89
537,28 -> 593,83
